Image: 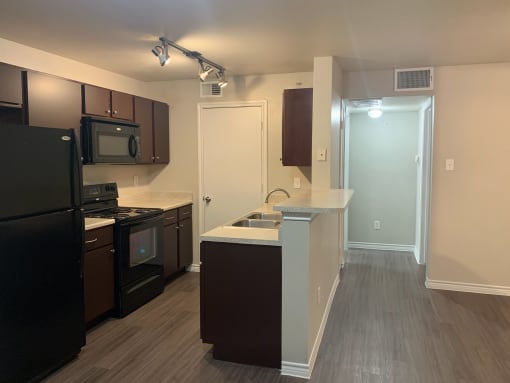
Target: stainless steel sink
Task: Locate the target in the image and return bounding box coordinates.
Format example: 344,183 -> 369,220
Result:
231,219 -> 281,229
245,212 -> 282,221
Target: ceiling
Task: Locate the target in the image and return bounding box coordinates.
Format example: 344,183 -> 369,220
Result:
1,0 -> 510,82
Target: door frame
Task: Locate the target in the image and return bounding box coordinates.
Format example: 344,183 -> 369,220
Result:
197,100 -> 268,236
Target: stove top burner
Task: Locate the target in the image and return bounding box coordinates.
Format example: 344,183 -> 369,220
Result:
85,206 -> 163,222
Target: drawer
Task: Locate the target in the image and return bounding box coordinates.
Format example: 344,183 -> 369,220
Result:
84,225 -> 114,251
178,204 -> 192,220
163,209 -> 178,225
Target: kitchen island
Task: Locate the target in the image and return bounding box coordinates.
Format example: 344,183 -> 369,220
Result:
200,188 -> 353,379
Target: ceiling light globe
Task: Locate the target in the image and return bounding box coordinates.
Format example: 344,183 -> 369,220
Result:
368,108 -> 382,119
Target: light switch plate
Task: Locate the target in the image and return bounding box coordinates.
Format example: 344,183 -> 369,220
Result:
293,177 -> 301,189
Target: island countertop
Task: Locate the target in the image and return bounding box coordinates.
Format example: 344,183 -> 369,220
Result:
199,189 -> 353,246
273,188 -> 353,214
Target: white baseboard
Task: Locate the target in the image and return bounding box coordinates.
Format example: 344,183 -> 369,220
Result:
348,242 -> 415,253
426,279 -> 510,296
186,263 -> 200,272
281,361 -> 310,379
281,274 -> 340,380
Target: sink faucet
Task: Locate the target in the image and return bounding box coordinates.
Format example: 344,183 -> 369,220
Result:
264,188 -> 290,203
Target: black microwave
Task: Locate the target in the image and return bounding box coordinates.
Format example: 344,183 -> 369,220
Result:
81,117 -> 141,164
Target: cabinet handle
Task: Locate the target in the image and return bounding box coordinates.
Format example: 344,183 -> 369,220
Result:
110,249 -> 115,253
152,156 -> 155,161
165,217 -> 176,221
85,238 -> 98,244
156,156 -> 160,160
113,110 -> 118,115
106,109 -> 111,114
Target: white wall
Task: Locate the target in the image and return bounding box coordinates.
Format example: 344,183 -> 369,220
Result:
347,111 -> 419,248
427,64 -> 510,291
311,57 -> 342,188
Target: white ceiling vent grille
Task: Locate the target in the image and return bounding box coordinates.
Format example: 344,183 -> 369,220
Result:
200,82 -> 223,98
395,67 -> 433,91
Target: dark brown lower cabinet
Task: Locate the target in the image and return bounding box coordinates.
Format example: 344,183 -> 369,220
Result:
200,241 -> 282,368
83,226 -> 114,325
163,204 -> 193,279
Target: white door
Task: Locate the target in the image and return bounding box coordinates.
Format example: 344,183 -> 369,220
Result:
199,102 -> 267,233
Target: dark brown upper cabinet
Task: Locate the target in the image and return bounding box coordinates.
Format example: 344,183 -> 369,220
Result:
153,101 -> 170,164
134,97 -> 169,164
0,63 -> 24,124
82,84 -> 133,121
134,96 -> 154,164
24,71 -> 82,132
282,88 -> 313,166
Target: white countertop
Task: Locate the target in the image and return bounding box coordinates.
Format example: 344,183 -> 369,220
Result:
199,189 -> 353,245
200,203 -> 281,246
85,217 -> 115,231
273,189 -> 354,214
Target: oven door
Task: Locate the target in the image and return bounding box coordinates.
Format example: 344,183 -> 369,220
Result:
116,214 -> 164,286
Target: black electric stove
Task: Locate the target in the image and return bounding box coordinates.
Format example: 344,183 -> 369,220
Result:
83,182 -> 165,318
83,183 -> 163,221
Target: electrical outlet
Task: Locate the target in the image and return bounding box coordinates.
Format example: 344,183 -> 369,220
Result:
293,177 -> 301,189
317,148 -> 327,161
133,175 -> 139,186
373,220 -> 381,230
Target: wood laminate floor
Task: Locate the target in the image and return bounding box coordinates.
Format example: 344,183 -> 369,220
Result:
44,250 -> 510,383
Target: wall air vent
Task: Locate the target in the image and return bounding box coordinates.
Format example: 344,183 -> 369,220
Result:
395,67 -> 433,91
200,82 -> 223,98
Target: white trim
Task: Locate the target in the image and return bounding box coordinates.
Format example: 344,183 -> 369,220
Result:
280,274 -> 340,379
281,361 -> 310,379
348,242 -> 415,253
186,263 -> 200,273
425,279 -> 510,297
197,101 -> 268,254
308,273 -> 339,373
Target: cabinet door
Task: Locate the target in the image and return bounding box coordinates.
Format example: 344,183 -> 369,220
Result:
178,217 -> 193,268
0,63 -> 24,124
153,101 -> 169,163
164,222 -> 179,277
0,63 -> 23,105
134,96 -> 154,163
25,71 -> 82,132
82,84 -> 111,118
83,245 -> 115,323
282,88 -> 313,166
111,91 -> 133,121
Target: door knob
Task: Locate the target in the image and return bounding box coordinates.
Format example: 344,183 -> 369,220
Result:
203,196 -> 212,203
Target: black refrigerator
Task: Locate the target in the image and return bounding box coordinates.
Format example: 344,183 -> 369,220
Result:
0,123 -> 86,382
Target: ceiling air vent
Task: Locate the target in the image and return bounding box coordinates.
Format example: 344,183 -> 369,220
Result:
395,67 -> 433,91
200,82 -> 223,98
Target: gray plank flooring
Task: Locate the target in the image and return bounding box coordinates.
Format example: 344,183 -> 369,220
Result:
44,250 -> 510,382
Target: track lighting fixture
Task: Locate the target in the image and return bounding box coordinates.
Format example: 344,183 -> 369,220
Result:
216,71 -> 228,88
198,61 -> 214,81
151,36 -> 227,87
151,38 -> 170,66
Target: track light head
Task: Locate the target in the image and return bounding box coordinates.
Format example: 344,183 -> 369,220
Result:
151,43 -> 169,66
198,61 -> 214,81
216,71 -> 228,88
